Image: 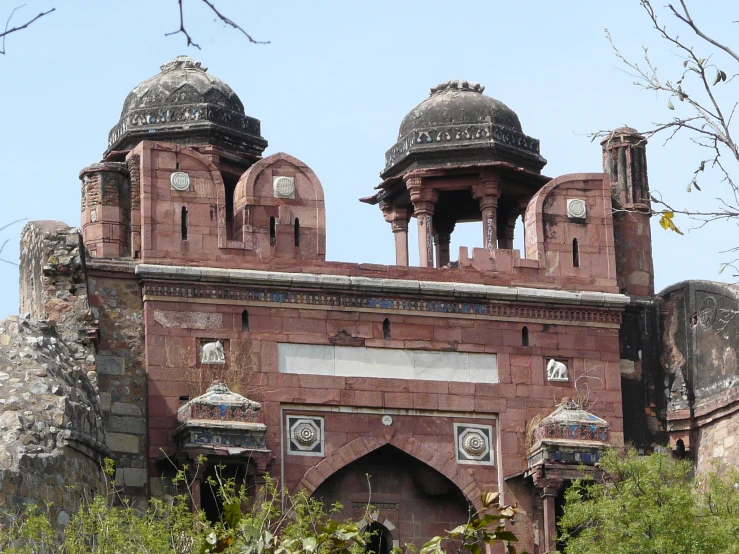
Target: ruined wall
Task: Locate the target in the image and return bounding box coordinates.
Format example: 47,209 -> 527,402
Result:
0,315 -> 109,525
2,221 -> 108,524
656,281 -> 739,470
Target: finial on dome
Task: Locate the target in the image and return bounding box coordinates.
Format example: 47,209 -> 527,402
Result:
430,80 -> 485,96
160,55 -> 208,73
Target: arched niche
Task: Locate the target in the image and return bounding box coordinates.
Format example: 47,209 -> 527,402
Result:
311,445 -> 471,550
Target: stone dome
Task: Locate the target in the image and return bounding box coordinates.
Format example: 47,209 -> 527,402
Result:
382,80 -> 545,178
106,56 -> 267,158
397,80 -> 523,139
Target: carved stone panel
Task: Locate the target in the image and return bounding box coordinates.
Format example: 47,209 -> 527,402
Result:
287,415 -> 324,457
566,198 -> 587,220
170,172 -> 191,191
454,423 -> 494,465
273,176 -> 296,199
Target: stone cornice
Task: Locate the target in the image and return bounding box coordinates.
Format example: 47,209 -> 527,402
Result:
135,263 -> 629,308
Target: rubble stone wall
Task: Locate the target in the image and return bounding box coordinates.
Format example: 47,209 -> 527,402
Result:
0,222 -> 110,524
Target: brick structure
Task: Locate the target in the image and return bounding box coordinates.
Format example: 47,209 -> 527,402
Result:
5,58 -> 739,553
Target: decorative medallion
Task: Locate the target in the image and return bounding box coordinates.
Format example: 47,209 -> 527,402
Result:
90,209 -> 98,222
273,176 -> 296,199
382,415 -> 393,426
171,172 -> 191,191
566,198 -> 587,220
454,423 -> 494,465
462,431 -> 487,456
287,416 -> 324,456
698,296 -> 717,328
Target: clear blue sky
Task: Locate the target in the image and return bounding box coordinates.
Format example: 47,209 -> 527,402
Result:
1,1 -> 737,318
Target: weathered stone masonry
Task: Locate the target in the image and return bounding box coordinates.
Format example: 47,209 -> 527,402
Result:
5,57 -> 739,554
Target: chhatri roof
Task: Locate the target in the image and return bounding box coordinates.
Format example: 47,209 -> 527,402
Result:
106,56 -> 267,157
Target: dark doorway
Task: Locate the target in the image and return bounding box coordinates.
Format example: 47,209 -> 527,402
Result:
365,522 -> 391,554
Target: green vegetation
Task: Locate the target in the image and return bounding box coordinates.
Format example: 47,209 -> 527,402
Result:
0,459 -> 524,554
559,449 -> 739,554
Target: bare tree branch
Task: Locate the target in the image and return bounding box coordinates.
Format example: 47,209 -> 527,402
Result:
596,1 -> 739,252
1,4 -> 55,55
670,1 -> 739,64
165,0 -> 268,49
0,219 -> 25,267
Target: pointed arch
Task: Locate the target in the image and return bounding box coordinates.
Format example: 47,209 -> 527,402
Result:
296,428 -> 483,510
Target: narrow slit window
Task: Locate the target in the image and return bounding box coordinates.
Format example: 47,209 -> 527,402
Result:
181,206 -> 188,240
522,326 -> 529,347
269,216 -> 276,246
572,238 -> 580,268
241,310 -> 249,332
383,318 -> 391,340
294,218 -> 300,247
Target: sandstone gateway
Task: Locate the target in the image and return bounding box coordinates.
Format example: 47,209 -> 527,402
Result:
1,57 -> 735,553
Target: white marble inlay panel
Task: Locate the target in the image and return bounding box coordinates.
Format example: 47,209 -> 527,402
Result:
278,344 -> 497,383
278,343 -> 335,375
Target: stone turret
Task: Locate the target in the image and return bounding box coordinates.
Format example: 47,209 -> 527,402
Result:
602,127 -> 655,297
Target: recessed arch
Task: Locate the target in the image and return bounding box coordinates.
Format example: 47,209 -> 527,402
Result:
297,428 -> 482,510
312,443 -> 471,549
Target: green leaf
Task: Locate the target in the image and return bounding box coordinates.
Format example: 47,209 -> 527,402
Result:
493,531 -> 519,542
302,537 -> 317,552
713,71 -> 722,86
668,100 -> 675,110
223,501 -> 242,529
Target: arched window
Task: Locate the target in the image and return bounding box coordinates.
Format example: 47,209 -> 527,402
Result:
383,318 -> 391,340
572,238 -> 580,268
269,216 -> 276,246
241,310 -> 249,332
522,326 -> 529,347
181,206 -> 188,240
294,217 -> 300,247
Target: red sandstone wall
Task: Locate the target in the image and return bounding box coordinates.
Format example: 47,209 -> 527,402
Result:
525,173 -> 617,287
143,291 -> 623,548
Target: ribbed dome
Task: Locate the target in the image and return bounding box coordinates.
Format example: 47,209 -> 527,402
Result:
398,80 -> 523,139
381,80 -> 545,178
106,56 -> 267,158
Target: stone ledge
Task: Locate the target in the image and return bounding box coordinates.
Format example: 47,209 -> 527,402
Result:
135,264 -> 630,308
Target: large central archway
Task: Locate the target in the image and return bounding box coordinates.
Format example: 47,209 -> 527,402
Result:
312,445 -> 471,550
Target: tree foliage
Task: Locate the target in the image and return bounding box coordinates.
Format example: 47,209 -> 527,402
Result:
559,449 -> 739,554
0,460 -> 526,554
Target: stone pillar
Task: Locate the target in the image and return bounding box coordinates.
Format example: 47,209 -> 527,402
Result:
434,221 -> 455,267
501,214 -> 517,250
532,468 -> 564,553
601,126 -> 654,296
406,177 -> 438,268
472,176 -> 501,254
542,486 -> 557,553
382,204 -> 411,266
